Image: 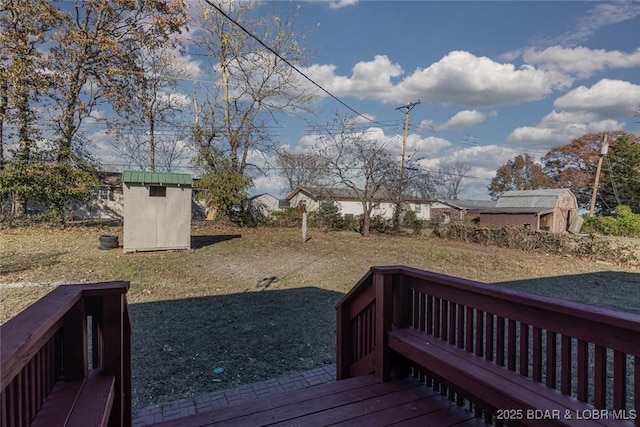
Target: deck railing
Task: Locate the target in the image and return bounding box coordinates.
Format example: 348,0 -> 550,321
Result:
0,282 -> 132,427
336,266 -> 640,425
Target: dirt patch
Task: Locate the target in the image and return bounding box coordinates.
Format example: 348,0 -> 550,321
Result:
1,222 -> 639,410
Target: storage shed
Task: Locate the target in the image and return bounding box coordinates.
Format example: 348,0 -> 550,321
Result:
479,188 -> 580,233
122,171 -> 193,253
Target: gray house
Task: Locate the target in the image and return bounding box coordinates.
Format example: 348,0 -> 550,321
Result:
479,189 -> 580,233
123,171 -> 193,253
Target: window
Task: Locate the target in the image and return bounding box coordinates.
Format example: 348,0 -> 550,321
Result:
149,186 -> 166,197
414,203 -> 421,213
98,188 -> 110,201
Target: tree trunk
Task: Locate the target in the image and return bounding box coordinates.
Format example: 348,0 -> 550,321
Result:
12,195 -> 27,217
361,203 -> 371,237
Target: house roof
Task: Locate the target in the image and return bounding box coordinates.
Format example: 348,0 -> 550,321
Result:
286,186 -> 433,204
480,207 -> 555,215
122,170 -> 193,186
495,188 -> 571,209
435,199 -> 496,210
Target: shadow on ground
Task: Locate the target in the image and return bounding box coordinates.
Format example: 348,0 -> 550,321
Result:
494,271 -> 640,314
0,251 -> 66,275
128,286 -> 343,411
190,234 -> 242,249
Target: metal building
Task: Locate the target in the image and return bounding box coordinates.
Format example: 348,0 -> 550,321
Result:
479,188 -> 580,233
122,171 -> 193,253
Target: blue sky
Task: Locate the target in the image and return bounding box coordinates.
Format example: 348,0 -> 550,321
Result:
86,1 -> 640,200
243,0 -> 640,199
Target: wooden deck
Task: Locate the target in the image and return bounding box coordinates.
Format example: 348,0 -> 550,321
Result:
149,374 -> 485,427
3,266 -> 640,426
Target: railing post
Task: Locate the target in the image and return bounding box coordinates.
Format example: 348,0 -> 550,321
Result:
336,302 -> 351,380
62,299 -> 88,381
103,293 -> 124,427
392,273 -> 411,378
374,269 -> 394,382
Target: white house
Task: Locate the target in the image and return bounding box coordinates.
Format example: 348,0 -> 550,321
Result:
286,186 -> 432,221
249,193 -> 289,215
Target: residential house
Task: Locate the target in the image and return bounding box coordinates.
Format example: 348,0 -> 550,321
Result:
249,193 -> 289,215
286,186 -> 433,221
71,172 -> 124,220
479,188 -> 580,233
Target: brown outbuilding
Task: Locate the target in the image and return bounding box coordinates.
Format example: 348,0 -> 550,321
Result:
479,188 -> 581,233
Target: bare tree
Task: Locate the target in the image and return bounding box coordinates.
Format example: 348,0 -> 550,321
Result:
437,162 -> 471,200
111,42 -> 193,171
111,126 -> 190,173
314,117 -> 398,237
49,0 -> 187,165
190,0 -> 314,218
276,150 -> 329,193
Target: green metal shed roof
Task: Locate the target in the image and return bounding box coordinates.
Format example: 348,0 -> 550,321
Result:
122,170 -> 193,186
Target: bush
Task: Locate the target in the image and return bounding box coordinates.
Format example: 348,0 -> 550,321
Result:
317,201 -> 345,230
403,210 -> 423,235
433,222 -> 638,265
369,214 -> 392,233
583,205 -> 640,237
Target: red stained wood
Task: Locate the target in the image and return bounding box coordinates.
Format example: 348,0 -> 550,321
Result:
1,282 -> 130,427
577,340 -> 589,402
151,375 -> 477,427
593,344 -> 607,409
561,335 -> 572,395
67,371 -> 116,427
613,350 -> 627,411
333,266 -> 639,427
388,326 -> 623,427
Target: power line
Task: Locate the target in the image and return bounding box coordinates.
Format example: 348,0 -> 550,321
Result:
202,0 -> 385,126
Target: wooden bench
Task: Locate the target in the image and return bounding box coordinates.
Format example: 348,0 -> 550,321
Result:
388,326 -> 629,426
31,369 -> 115,427
336,266 -> 640,427
0,282 -> 132,427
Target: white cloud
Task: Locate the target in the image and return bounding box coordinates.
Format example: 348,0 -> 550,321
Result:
553,79 -> 640,117
397,51 -> 572,107
524,2 -> 640,50
507,109 -> 623,148
327,0 -> 358,9
300,0 -> 359,9
418,144 -> 522,200
438,110 -> 494,130
304,51 -> 572,107
523,46 -> 640,79
303,55 -> 403,99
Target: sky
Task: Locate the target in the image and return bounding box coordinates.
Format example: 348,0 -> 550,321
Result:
245,0 -> 640,200
90,0 -> 640,200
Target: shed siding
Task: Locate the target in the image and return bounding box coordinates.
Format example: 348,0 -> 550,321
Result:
123,184 -> 191,252
479,213 -> 540,229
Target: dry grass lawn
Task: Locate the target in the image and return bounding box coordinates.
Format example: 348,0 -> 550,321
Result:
1,221 -> 639,411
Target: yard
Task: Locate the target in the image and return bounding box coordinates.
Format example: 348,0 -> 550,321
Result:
1,221 -> 639,411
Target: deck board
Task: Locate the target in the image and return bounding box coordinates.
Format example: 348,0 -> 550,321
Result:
150,375 -> 483,427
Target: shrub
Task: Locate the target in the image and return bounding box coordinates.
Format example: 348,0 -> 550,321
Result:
317,201 -> 345,230
403,210 -> 423,235
583,205 -> 640,237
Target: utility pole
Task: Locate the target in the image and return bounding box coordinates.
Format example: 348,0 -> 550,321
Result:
393,100 -> 420,230
589,134 -> 609,217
